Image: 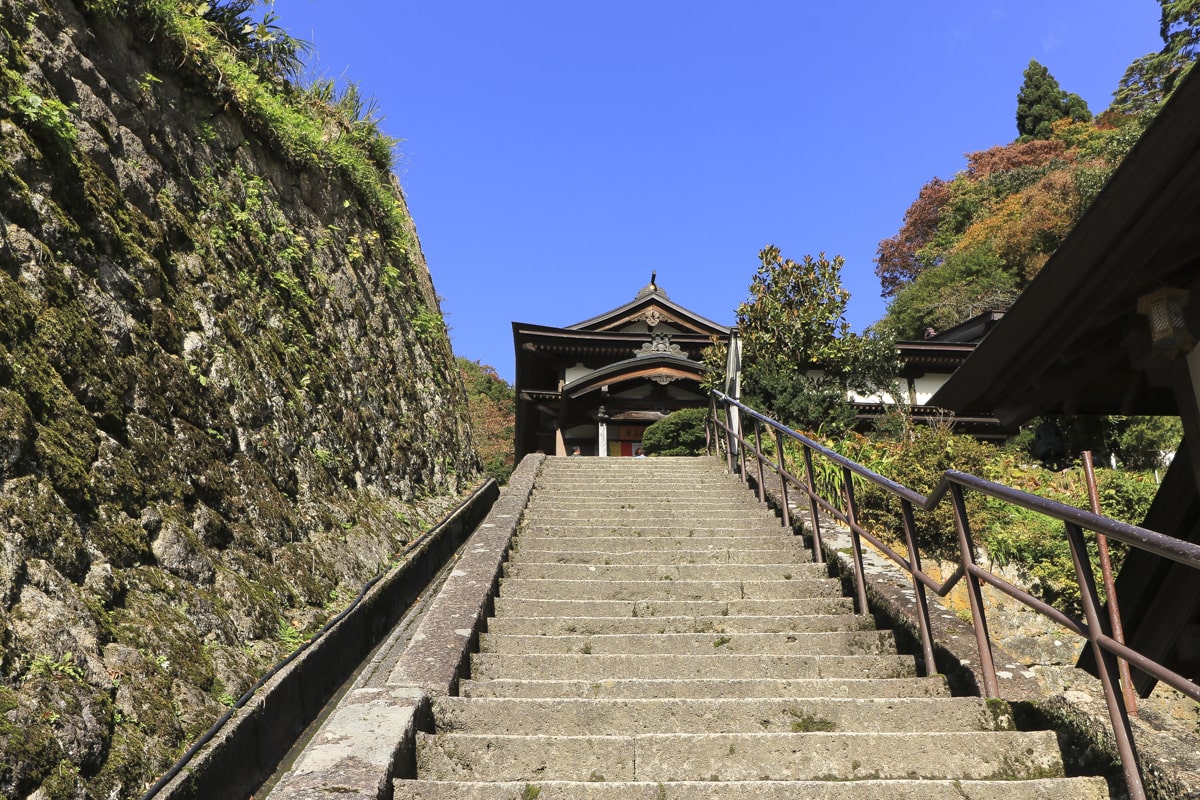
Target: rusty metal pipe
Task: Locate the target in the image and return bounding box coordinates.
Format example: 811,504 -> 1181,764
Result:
1082,451 -> 1137,715
843,467 -> 870,614
1064,521 -> 1145,800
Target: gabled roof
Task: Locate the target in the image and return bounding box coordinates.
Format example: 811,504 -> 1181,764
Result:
566,274 -> 730,336
931,68 -> 1200,425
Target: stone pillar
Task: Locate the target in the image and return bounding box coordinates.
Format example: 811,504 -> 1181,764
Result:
598,420 -> 608,457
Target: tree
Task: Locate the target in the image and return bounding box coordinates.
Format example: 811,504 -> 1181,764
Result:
456,358 -> 515,483
874,178 -> 950,296
883,244 -> 1019,339
1110,0 -> 1200,114
738,246 -> 898,434
1016,60 -> 1091,141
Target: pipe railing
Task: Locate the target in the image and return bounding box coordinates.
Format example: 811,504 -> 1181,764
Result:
708,390 -> 1200,800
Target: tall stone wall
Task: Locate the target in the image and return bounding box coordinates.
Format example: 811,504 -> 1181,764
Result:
0,1 -> 481,795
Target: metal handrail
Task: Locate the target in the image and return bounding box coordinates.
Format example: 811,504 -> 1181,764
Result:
708,390 -> 1200,800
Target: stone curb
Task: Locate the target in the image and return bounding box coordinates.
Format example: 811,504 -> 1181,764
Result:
264,454 -> 544,799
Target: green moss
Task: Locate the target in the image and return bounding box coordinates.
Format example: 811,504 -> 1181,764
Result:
9,345 -> 98,507
0,685 -> 62,796
785,707 -> 836,732
111,586 -> 216,693
0,270 -> 37,344
89,507 -> 151,567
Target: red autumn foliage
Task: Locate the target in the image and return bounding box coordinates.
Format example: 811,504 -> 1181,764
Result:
964,138 -> 1069,179
874,178 -> 950,297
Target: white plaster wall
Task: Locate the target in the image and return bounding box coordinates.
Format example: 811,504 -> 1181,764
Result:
564,363 -> 592,384
913,374 -> 949,405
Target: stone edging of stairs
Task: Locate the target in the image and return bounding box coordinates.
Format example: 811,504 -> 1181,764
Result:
266,453 -> 545,799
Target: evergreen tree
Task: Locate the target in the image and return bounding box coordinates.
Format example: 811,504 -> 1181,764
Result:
1016,60 -> 1091,140
1110,0 -> 1200,114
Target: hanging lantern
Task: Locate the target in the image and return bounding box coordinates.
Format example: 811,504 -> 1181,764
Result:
1137,287 -> 1192,356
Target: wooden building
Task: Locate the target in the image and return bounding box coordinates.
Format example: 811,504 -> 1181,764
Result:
851,311 -> 1006,439
512,276 -> 729,459
932,67 -> 1200,693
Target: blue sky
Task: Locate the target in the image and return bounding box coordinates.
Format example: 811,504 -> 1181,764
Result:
275,1 -> 1164,382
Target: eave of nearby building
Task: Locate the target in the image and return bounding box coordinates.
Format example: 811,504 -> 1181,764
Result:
895,341 -> 977,374
513,321 -> 718,357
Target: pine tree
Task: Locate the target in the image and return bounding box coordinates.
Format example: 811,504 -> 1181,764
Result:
1016,60 -> 1091,140
1110,0 -> 1200,114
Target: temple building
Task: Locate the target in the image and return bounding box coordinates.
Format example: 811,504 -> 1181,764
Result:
512,275 -> 729,458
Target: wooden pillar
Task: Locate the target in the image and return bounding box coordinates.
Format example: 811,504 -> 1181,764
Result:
1172,346 -> 1200,496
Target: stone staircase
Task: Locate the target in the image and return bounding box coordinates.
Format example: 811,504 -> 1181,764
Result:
395,456 -> 1114,799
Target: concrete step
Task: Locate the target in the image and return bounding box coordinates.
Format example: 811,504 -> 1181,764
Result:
485,614 -> 874,636
458,676 -> 953,700
430,696 -> 1014,735
497,578 -> 844,602
395,778 -> 1112,799
514,536 -> 806,552
520,523 -> 785,536
491,597 -> 857,618
526,497 -> 764,508
453,676 -> 950,700
502,562 -> 828,582
414,730 -> 1066,782
469,653 -> 917,681
525,510 -> 780,523
509,548 -> 810,565
478,630 -> 897,656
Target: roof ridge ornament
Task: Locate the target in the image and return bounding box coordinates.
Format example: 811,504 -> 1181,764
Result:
635,270 -> 669,300
636,332 -> 683,358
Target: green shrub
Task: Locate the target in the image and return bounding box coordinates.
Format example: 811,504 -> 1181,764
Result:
840,426 -> 995,561
642,408 -> 709,456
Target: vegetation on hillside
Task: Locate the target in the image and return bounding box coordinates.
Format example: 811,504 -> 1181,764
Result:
875,0 -> 1200,339
457,359 -> 515,483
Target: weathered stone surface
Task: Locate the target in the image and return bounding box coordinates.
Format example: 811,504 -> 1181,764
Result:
415,730 -> 1066,782
396,778 -> 1114,799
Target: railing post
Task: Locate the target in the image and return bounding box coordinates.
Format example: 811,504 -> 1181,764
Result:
774,427 -> 791,530
753,418 -> 766,503
949,483 -> 1000,698
802,446 -> 824,564
1082,451 -> 1137,715
706,394 -> 715,457
842,467 -> 870,614
737,416 -> 748,486
900,499 -> 936,674
723,401 -> 735,474
1064,520 -> 1146,800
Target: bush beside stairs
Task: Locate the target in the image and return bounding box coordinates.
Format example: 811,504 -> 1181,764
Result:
395,456 -> 1114,799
